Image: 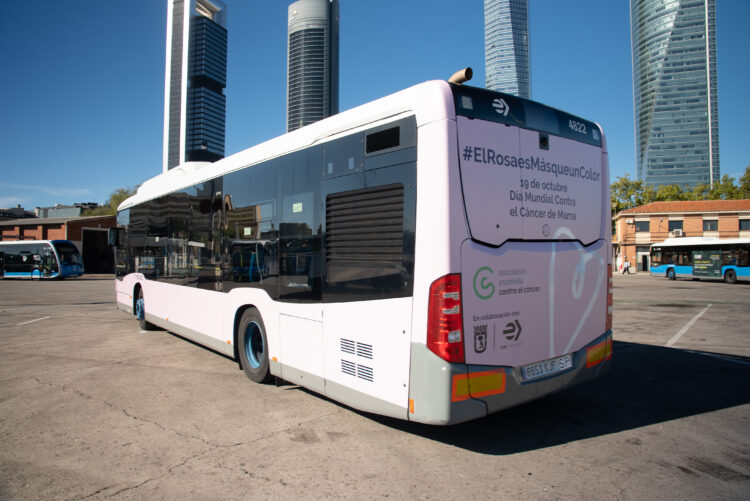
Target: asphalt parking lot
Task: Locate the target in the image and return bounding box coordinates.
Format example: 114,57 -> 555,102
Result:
1,273 -> 749,500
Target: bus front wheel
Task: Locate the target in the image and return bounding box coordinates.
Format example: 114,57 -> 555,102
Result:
724,269 -> 737,284
135,288 -> 156,330
238,308 -> 272,384
667,268 -> 676,280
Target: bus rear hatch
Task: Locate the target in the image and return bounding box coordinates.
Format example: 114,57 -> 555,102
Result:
454,99 -> 608,369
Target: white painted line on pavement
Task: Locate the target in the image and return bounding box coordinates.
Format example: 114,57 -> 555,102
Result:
665,304 -> 712,347
16,316 -> 51,326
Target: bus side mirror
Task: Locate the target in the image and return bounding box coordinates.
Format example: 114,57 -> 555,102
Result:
109,228 -> 124,246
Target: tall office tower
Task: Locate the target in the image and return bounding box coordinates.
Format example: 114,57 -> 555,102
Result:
163,0 -> 227,172
484,0 -> 530,98
631,0 -> 719,188
287,0 -> 339,132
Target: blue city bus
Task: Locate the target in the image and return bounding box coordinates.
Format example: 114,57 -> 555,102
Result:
650,237 -> 750,284
0,240 -> 84,279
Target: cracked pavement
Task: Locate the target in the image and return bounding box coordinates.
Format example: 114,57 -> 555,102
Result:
1,275 -> 749,499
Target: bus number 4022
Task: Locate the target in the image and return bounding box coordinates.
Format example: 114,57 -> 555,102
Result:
569,119 -> 587,135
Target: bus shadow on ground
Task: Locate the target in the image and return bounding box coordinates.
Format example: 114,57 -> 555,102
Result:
372,341 -> 750,454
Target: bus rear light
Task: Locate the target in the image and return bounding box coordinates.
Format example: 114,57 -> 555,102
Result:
606,265 -> 613,332
427,274 -> 465,363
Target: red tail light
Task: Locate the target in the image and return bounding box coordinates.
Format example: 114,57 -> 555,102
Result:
606,264 -> 613,332
427,274 -> 465,363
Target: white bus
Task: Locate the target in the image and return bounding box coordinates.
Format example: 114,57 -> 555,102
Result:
113,78 -> 612,424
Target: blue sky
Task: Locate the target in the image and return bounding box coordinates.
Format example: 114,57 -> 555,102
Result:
1,1 -> 747,210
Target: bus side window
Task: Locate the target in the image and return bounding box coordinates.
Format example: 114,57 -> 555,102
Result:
739,248 -> 750,267
279,191 -> 319,300
722,249 -> 734,266
651,250 -> 661,266
680,250 -> 691,266
167,214 -> 190,280
222,159 -> 281,298
145,196 -> 169,279
662,250 -> 670,265
323,133 -> 363,178
278,149 -> 322,301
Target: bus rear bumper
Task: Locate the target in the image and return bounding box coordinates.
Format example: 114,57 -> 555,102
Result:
408,333 -> 612,425
473,332 -> 612,416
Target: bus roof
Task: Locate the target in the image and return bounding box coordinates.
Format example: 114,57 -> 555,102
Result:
652,237 -> 750,248
0,240 -> 56,246
119,80 -> 457,211
119,79 -> 605,212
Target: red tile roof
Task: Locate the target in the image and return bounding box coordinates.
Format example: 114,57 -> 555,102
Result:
617,199 -> 750,216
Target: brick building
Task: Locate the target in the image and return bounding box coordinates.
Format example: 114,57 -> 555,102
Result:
613,200 -> 750,272
0,215 -> 117,273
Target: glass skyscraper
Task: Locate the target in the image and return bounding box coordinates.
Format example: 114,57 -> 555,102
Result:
631,0 -> 719,188
484,0 -> 530,98
287,0 -> 339,132
163,0 -> 227,172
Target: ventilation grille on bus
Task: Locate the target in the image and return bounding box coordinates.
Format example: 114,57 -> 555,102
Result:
340,338 -> 373,359
356,342 -> 373,359
341,359 -> 356,377
356,365 -> 373,382
366,126 -> 400,154
326,184 -> 404,277
340,338 -> 374,382
340,338 -> 355,355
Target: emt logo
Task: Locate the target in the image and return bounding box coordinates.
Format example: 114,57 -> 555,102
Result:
492,98 -> 509,116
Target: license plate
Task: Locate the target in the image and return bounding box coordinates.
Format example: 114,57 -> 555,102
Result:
521,354 -> 573,381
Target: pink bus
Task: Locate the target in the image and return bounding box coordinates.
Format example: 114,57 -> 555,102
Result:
113,78 -> 612,424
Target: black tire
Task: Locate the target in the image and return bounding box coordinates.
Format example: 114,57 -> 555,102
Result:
667,268 -> 676,280
238,308 -> 272,383
724,269 -> 737,284
135,288 -> 156,330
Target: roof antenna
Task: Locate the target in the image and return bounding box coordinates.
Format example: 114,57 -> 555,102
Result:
448,67 -> 473,85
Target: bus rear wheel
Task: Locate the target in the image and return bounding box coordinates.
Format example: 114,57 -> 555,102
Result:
238,308 -> 271,384
724,269 -> 737,284
667,268 -> 676,280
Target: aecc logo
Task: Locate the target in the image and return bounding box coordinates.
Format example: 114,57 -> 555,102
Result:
473,266 -> 495,300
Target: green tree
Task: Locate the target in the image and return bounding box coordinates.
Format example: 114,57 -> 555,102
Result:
82,187 -> 136,216
707,174 -> 739,200
610,169 -> 749,216
80,206 -> 111,216
610,174 -> 655,214
738,166 -> 750,199
690,183 -> 710,200
108,188 -> 136,211
654,184 -> 688,201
